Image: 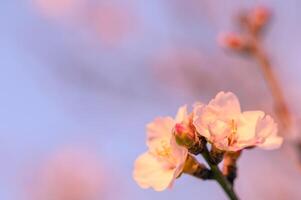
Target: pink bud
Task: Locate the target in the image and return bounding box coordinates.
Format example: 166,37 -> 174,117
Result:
174,123 -> 196,147
250,6 -> 271,27
175,123 -> 185,134
218,32 -> 245,50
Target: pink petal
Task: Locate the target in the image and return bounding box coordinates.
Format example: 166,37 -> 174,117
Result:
133,152 -> 176,191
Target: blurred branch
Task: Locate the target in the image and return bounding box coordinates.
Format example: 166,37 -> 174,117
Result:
251,39 -> 292,130
220,6 -> 293,134
219,6 -> 301,171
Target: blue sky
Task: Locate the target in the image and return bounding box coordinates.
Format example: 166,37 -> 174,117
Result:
1,0 -> 301,199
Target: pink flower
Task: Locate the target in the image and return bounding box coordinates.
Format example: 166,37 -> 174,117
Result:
193,92 -> 283,151
133,106 -> 188,191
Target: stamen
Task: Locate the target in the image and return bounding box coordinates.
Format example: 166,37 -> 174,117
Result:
156,140 -> 172,157
228,119 -> 238,146
155,139 -> 176,165
231,119 -> 237,134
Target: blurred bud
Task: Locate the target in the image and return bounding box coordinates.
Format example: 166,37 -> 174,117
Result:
92,4 -> 138,47
182,155 -> 212,180
209,145 -> 224,165
250,6 -> 271,29
26,147 -> 107,200
218,32 -> 247,51
222,151 -> 241,185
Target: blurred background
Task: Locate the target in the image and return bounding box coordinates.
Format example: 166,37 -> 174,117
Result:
1,0 -> 301,199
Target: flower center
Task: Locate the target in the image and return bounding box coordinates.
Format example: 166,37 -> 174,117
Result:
155,140 -> 176,167
156,140 -> 171,157
228,119 -> 238,146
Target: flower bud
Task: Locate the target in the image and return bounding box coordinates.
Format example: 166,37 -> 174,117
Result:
174,123 -> 196,148
250,6 -> 270,28
218,32 -> 246,51
174,123 -> 206,155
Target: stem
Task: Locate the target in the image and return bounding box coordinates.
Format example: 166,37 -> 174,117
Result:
223,151 -> 241,185
202,146 -> 239,200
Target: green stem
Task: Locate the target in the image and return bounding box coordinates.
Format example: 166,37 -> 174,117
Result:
202,147 -> 239,200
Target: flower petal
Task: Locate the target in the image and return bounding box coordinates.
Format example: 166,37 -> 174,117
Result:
208,91 -> 241,119
208,120 -> 229,141
146,117 -> 175,151
256,114 -> 283,149
238,111 -> 264,142
256,114 -> 277,138
133,152 -> 176,191
170,135 -> 188,177
193,103 -> 211,139
258,136 -> 283,150
175,105 -> 188,123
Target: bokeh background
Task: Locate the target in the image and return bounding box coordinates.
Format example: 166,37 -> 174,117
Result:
1,0 -> 301,199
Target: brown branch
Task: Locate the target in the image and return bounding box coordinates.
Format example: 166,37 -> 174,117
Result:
249,35 -> 292,132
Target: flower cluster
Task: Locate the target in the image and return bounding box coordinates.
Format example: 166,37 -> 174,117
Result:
133,91 -> 283,192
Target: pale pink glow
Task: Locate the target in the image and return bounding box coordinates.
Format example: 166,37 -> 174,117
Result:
152,47 -> 207,92
32,0 -> 77,18
27,147 -> 106,200
90,4 -> 138,47
32,0 -> 138,47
